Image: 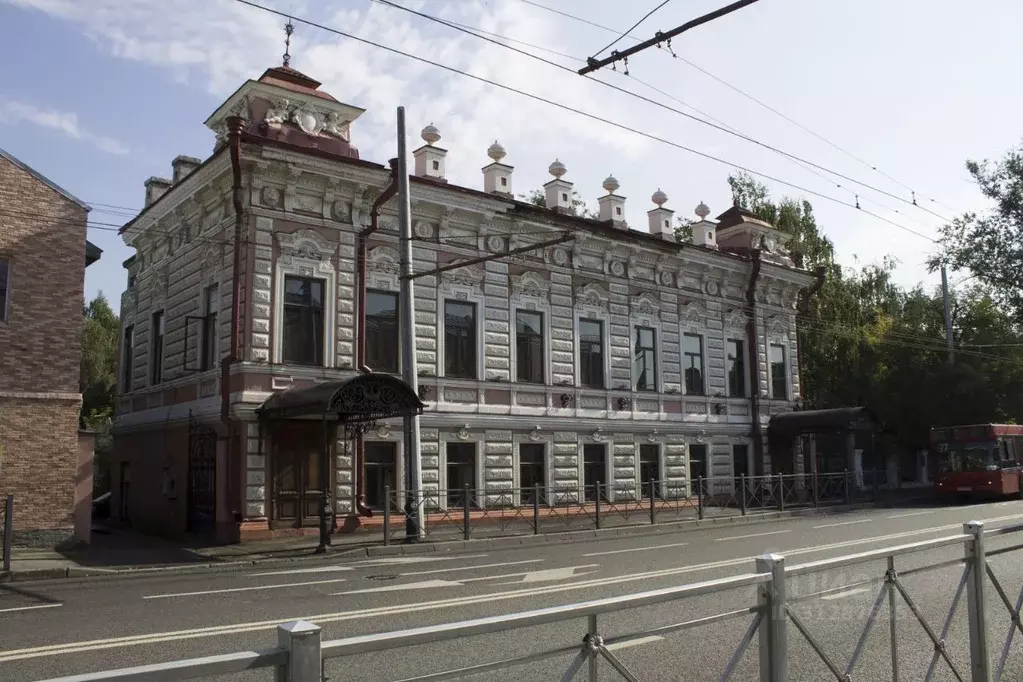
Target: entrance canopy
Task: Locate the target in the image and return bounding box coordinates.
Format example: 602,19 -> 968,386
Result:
258,373 -> 424,422
769,407 -> 879,439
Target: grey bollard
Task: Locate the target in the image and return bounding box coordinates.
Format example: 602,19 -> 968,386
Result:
276,620 -> 322,682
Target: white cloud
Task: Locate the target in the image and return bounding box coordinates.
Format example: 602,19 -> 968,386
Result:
0,100 -> 129,155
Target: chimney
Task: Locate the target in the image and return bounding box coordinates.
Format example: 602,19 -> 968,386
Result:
689,201 -> 717,248
412,123 -> 447,181
144,177 -> 173,206
647,188 -> 675,240
543,159 -> 574,213
482,141 -> 513,195
171,155 -> 202,183
597,175 -> 627,228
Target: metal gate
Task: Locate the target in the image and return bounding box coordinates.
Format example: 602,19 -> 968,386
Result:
187,412 -> 218,534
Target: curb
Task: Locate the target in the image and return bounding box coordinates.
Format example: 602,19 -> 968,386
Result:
0,496 -> 932,584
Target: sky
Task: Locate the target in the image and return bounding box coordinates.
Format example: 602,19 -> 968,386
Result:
1,0 -> 1021,306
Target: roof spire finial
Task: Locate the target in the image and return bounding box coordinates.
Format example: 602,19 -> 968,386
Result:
283,18 -> 294,67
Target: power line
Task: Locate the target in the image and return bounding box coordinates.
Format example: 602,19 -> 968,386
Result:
591,0 -> 674,59
517,0 -> 958,216
372,0 -> 946,235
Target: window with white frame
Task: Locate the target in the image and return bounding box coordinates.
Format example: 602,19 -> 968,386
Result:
682,333 -> 704,395
282,276 -> 325,366
444,300 -> 477,379
633,326 -> 657,391
726,338 -> 747,398
0,256 -> 9,322
515,309 -> 544,383
579,319 -> 605,389
770,344 -> 788,399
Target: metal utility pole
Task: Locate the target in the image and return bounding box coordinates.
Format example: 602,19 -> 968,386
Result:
941,265 -> 954,365
578,0 -> 761,75
396,106 -> 425,541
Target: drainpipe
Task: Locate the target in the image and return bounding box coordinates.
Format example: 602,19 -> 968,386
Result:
222,116 -> 247,530
746,249 -> 765,476
353,158 -> 400,516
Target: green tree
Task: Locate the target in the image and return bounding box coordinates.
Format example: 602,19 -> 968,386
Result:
931,141 -> 1023,319
80,293 -> 120,492
520,189 -> 597,219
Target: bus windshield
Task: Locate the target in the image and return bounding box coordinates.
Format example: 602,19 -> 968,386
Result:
938,442 -> 997,473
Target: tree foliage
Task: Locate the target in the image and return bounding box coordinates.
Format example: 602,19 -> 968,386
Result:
80,293 -> 119,491
521,189 -> 597,219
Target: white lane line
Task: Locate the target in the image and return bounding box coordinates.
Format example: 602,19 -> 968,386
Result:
885,511 -> 934,519
249,566 -> 352,577
0,604 -> 63,614
143,578 -> 348,600
335,565 -> 599,594
335,579 -> 460,595
813,519 -> 873,529
397,559 -> 543,577
12,511 -> 1023,662
606,636 -> 665,651
715,530 -> 791,542
821,588 -> 869,601
480,565 -> 600,585
584,542 -> 688,557
347,554 -> 489,567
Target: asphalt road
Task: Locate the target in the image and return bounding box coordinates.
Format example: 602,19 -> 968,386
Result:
5,499 -> 1023,681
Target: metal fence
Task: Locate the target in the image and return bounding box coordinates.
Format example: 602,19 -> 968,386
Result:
43,518 -> 1023,682
377,469 -> 905,543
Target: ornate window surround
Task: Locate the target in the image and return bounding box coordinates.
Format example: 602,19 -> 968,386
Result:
766,315 -> 792,401
723,309 -> 750,399
437,430 -> 485,510
509,270 -> 552,386
574,282 -> 612,392
634,437 -> 667,499
577,434 -> 615,501
271,229 -> 338,367
629,292 -> 664,393
366,245 -> 400,293
511,430 -> 554,506
435,262 -> 486,380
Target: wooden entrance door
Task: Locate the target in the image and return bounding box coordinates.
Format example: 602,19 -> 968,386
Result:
274,427 -> 330,526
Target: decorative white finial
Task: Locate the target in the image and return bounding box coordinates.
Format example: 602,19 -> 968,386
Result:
421,123 -> 441,145
602,175 -> 620,194
548,159 -> 567,178
487,140 -> 506,162
695,201 -> 710,219
651,188 -> 668,207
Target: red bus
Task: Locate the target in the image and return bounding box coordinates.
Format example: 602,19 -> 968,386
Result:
932,424 -> 1023,498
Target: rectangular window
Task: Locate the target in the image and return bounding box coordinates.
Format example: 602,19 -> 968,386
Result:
519,443 -> 545,504
633,327 -> 657,391
732,444 -> 750,481
364,442 -> 398,511
683,333 -> 704,395
201,285 -> 219,371
639,444 -> 660,498
579,319 -> 605,389
0,257 -> 9,322
150,311 -> 164,385
122,324 -> 134,391
770,344 -> 787,400
689,444 -> 707,482
282,276 -> 325,366
515,310 -> 544,383
726,339 -> 746,398
444,300 -> 477,379
583,444 -> 607,501
366,290 -> 399,373
446,442 -> 477,508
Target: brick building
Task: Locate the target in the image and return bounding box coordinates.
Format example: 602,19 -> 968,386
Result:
0,148 -> 101,547
110,56 -> 817,544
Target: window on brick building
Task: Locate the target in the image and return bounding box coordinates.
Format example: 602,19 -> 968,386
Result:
0,257 -> 9,322
283,276 -> 325,366
150,312 -> 164,385
122,324 -> 134,391
366,290 -> 399,373
201,285 -> 219,371
444,300 -> 477,379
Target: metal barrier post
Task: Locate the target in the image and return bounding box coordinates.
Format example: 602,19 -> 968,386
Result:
649,478 -> 656,525
587,614 -> 600,681
964,521 -> 992,682
756,553 -> 788,682
741,474 -> 748,515
3,494 -> 12,573
462,485 -> 471,541
533,484 -> 540,535
275,621 -> 322,682
843,469 -> 851,505
778,474 -> 785,511
595,483 -> 602,530
697,476 -> 704,520
382,486 -> 391,547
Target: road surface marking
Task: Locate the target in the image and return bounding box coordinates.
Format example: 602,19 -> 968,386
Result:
334,565 -> 599,594
10,512 -> 1023,662
143,578 -> 349,599
584,542 -> 688,557
813,519 -> 872,529
821,588 -> 869,601
606,636 -> 665,651
249,566 -> 352,577
334,579 -> 460,595
715,530 -> 791,542
0,604 -> 63,614
885,511 -> 934,519
484,565 -> 599,585
397,559 -> 543,577
347,554 -> 488,567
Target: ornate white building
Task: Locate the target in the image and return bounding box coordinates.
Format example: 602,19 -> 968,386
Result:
111,58 -> 817,542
